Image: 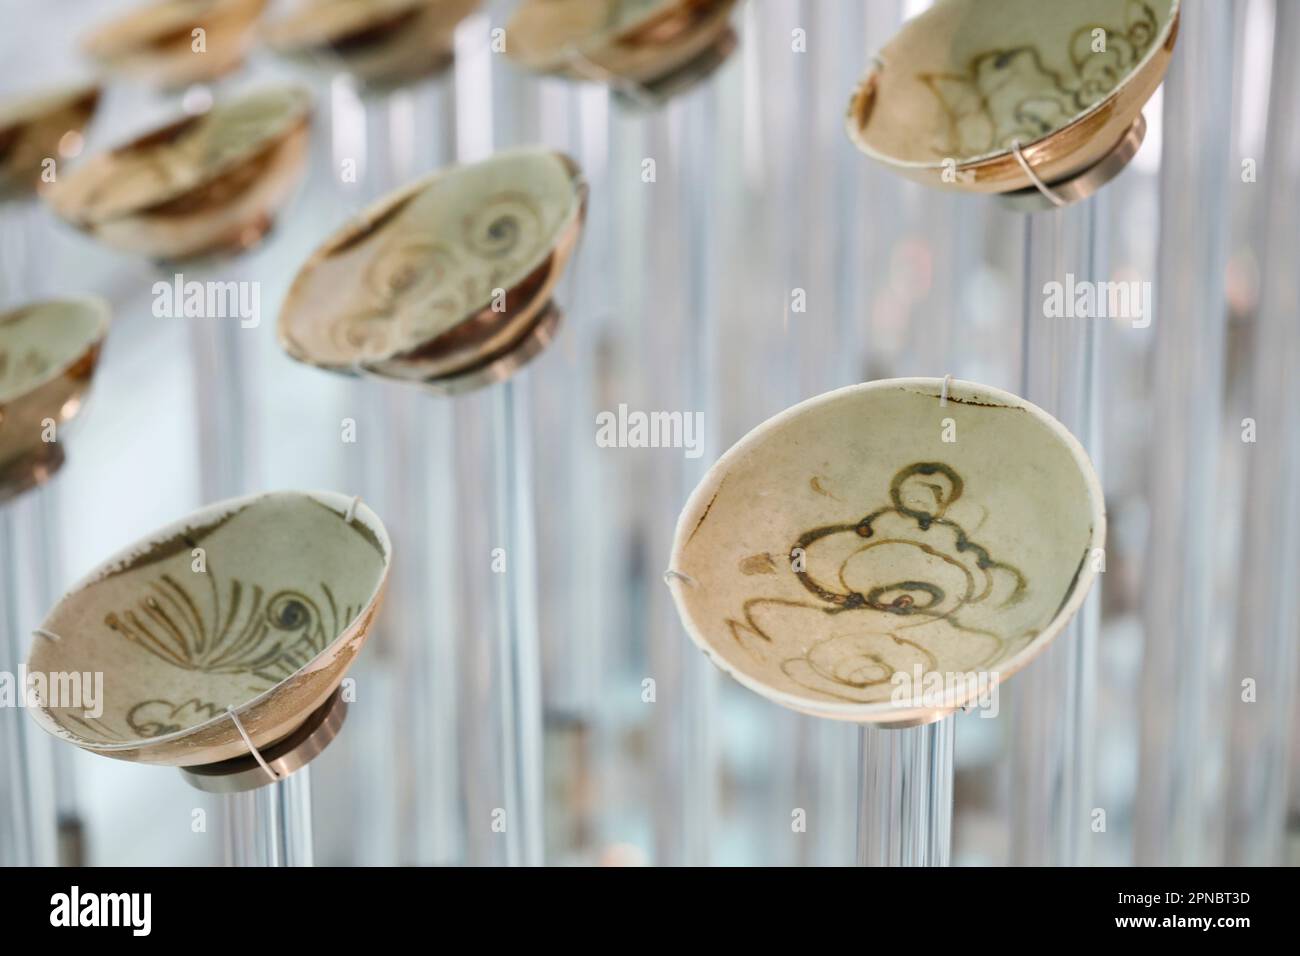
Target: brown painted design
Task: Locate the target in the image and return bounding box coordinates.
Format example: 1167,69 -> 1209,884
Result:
727,463 -> 1031,704
921,1 -> 1159,157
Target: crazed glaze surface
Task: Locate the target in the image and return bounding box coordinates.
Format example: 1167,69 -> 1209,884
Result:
847,0 -> 1179,192
26,491 -> 391,766
668,379 -> 1105,724
278,147 -> 585,381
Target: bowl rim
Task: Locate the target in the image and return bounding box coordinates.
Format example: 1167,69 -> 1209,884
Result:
667,376 -> 1107,723
0,82 -> 101,136
276,144 -> 587,374
25,488 -> 392,753
50,84 -> 313,229
845,0 -> 1181,172
0,295 -> 112,405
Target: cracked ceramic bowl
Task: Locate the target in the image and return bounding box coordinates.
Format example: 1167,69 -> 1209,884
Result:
82,0 -> 267,89
278,147 -> 585,392
0,84 -> 100,199
507,0 -> 738,91
46,86 -> 312,261
27,490 -> 391,767
667,378 -> 1105,726
846,0 -> 1179,192
0,298 -> 110,502
263,0 -> 481,88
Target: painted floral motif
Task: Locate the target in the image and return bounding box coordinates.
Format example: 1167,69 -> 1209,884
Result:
104,571 -> 358,688
728,463 -> 1033,704
921,0 -> 1159,157
329,190 -> 546,358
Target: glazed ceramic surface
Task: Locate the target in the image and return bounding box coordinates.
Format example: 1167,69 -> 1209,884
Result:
46,87 -> 312,261
668,378 -> 1105,725
278,147 -> 585,387
263,0 -> 481,87
0,298 -> 110,500
508,0 -> 737,87
83,0 -> 267,88
27,491 -> 391,767
0,85 -> 100,198
846,0 -> 1179,192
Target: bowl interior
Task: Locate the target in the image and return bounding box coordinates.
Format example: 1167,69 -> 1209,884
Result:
50,86 -> 310,225
669,379 -> 1103,720
279,147 -> 582,370
0,298 -> 108,404
858,0 -> 1175,166
27,491 -> 389,753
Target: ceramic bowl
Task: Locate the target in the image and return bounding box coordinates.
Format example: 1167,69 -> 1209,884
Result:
263,0 -> 482,88
278,147 -> 586,391
0,85 -> 100,199
846,0 -> 1179,193
26,490 -> 391,767
667,378 -> 1105,726
507,0 -> 738,90
82,0 -> 267,89
46,86 -> 312,262
0,298 -> 110,502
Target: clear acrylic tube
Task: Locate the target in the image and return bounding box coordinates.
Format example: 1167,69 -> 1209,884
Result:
0,488 -> 58,867
188,317 -> 250,503
642,79 -> 721,867
857,718 -> 954,867
1007,198 -> 1103,866
1134,0 -> 1235,867
223,768 -> 314,867
452,379 -> 545,866
1224,0 -> 1300,867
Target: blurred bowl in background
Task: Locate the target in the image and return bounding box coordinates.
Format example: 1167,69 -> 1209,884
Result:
82,0 -> 268,89
45,85 -> 312,261
263,0 -> 482,89
0,296 -> 110,502
278,146 -> 586,393
507,0 -> 738,95
0,84 -> 100,199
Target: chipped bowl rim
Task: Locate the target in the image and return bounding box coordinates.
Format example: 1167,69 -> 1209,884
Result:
667,376 -> 1107,724
26,489 -> 392,753
845,0 -> 1181,173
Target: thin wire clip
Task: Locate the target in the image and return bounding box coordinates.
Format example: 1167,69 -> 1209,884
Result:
32,628 -> 62,642
939,373 -> 953,407
663,569 -> 699,589
344,494 -> 361,524
227,706 -> 279,783
1010,140 -> 1067,208
563,43 -> 658,111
